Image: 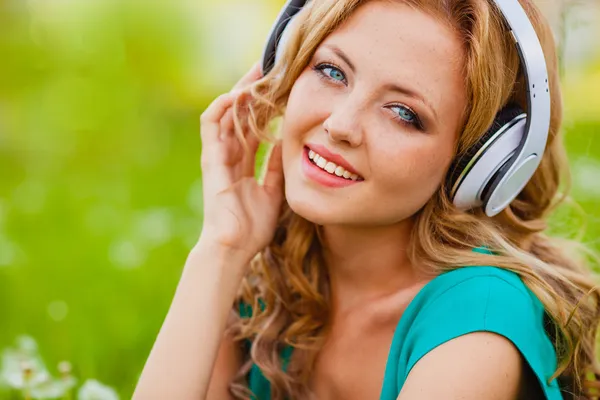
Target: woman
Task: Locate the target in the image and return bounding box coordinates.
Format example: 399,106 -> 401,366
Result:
134,0 -> 600,399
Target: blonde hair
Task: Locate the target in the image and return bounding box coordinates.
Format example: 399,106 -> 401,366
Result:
228,0 -> 600,398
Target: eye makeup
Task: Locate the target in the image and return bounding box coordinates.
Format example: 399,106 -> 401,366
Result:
311,60 -> 426,131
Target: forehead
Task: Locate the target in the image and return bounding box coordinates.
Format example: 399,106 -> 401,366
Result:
318,0 -> 466,107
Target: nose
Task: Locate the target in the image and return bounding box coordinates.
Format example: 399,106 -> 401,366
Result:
322,100 -> 364,148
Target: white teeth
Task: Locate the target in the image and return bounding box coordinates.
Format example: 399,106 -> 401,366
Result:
306,147 -> 362,181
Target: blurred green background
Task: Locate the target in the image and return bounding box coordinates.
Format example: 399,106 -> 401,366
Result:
0,0 -> 598,398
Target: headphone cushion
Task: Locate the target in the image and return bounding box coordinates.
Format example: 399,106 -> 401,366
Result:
262,0 -> 309,75
447,104 -> 526,193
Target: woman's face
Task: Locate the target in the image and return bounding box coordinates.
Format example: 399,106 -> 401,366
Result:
281,0 -> 467,226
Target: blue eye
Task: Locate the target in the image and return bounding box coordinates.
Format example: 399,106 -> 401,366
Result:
323,66 -> 344,81
392,105 -> 416,122
314,63 -> 346,83
388,104 -> 424,130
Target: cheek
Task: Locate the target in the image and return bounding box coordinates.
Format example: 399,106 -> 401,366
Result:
374,140 -> 453,199
282,76 -> 330,166
283,73 -> 330,136
281,79 -> 315,172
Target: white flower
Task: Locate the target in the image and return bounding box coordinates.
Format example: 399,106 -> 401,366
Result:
0,336 -> 49,389
16,336 -> 38,354
31,376 -> 77,399
0,336 -> 76,399
78,379 -> 119,400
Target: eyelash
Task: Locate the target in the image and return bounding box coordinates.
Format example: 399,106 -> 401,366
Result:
311,61 -> 425,131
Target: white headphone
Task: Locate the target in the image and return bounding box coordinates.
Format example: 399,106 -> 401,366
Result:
261,0 -> 551,217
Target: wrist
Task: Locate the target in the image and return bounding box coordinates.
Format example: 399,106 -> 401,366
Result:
190,237 -> 254,270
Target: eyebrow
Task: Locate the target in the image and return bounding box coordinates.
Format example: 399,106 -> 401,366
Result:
321,44 -> 439,122
324,44 -> 357,74
383,83 -> 438,122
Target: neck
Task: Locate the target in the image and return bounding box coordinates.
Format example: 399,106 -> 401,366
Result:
320,217 -> 426,314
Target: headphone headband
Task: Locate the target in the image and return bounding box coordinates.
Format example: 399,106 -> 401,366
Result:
261,0 -> 308,75
261,0 -> 551,217
482,0 -> 550,215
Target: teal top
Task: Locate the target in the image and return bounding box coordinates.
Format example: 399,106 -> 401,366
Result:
241,265 -> 563,399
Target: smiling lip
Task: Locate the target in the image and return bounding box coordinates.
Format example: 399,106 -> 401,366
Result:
301,147 -> 363,188
305,143 -> 362,177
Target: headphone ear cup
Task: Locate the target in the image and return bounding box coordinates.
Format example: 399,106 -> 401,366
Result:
274,13 -> 303,66
448,105 -> 527,210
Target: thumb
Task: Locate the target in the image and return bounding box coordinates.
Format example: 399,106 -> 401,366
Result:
262,143 -> 284,195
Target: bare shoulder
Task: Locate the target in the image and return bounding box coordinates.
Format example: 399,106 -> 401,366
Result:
206,310 -> 244,400
397,331 -> 526,400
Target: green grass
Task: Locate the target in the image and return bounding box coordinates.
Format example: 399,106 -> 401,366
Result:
0,2 -> 599,398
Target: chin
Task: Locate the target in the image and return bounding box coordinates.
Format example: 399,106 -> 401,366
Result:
282,158 -> 365,226
285,185 -> 422,228
285,192 -> 337,226
285,191 -> 366,227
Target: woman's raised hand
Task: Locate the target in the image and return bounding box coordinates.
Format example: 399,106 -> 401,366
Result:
198,62 -> 284,264
134,63 -> 283,400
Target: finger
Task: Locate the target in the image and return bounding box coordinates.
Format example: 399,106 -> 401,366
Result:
201,92 -> 235,125
220,108 -> 235,140
242,133 -> 261,178
262,143 -> 284,195
201,144 -> 235,197
200,93 -> 236,145
224,125 -> 258,181
232,62 -> 263,92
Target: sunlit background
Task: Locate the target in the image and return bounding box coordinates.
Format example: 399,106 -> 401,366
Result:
0,0 -> 599,398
